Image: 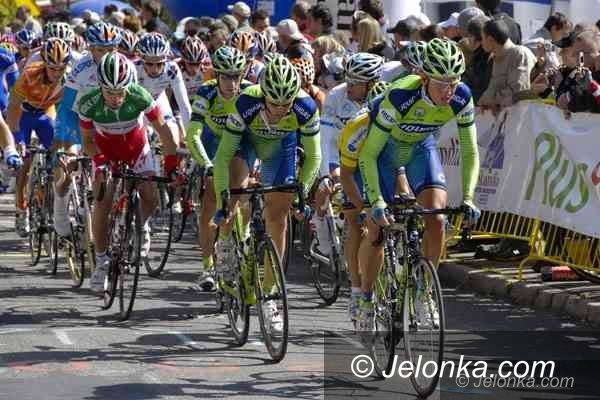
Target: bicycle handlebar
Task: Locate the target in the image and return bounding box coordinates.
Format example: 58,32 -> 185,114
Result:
220,182 -> 306,217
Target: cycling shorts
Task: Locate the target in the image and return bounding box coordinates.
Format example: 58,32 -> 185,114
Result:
14,107 -> 54,150
259,132 -> 297,187
94,125 -> 154,175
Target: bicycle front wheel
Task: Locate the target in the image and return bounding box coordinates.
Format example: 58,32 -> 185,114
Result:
403,257 -> 445,397
368,270 -> 398,378
118,194 -> 143,320
255,237 -> 289,362
28,184 -> 43,266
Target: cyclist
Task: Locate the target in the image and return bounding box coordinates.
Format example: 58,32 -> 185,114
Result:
229,30 -> 263,84
290,56 -> 325,112
338,80 -> 390,328
213,55 -> 321,331
356,38 -> 481,332
14,29 -> 37,71
0,112 -> 22,169
118,28 -> 139,60
135,32 -> 191,147
315,52 -> 383,256
0,43 -> 19,115
53,21 -> 121,238
179,36 -> 213,98
5,38 -> 71,237
253,30 -> 277,66
26,22 -> 83,66
79,52 -> 179,292
186,46 -> 252,291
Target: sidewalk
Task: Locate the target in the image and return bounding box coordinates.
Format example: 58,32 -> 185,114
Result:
440,254 -> 600,326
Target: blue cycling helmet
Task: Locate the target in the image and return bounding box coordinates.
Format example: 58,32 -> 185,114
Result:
137,32 -> 170,60
87,22 -> 121,47
15,29 -> 36,48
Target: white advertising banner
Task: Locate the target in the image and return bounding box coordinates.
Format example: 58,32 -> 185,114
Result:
438,102 -> 600,239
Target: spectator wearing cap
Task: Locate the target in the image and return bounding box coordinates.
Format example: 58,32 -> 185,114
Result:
277,19 -> 309,57
308,3 -> 334,38
387,19 -> 419,60
251,9 -> 270,33
438,12 -> 461,40
479,18 -> 536,111
418,25 -> 444,42
228,1 -> 253,32
476,0 -> 522,44
16,6 -> 42,36
291,1 -> 314,42
464,15 -> 492,104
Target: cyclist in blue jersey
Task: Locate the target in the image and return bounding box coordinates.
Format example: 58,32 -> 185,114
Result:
0,45 -> 19,114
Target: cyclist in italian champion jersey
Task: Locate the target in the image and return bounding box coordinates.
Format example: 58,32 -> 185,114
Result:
178,36 -> 213,98
53,22 -> 121,238
356,38 -> 481,332
186,46 -> 252,291
80,52 -> 179,292
118,28 -> 139,61
0,45 -> 19,114
229,30 -> 264,84
5,38 -> 71,237
337,80 -> 390,328
213,56 -> 321,330
135,32 -> 191,147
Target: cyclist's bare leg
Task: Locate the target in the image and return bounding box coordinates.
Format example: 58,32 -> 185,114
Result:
417,188 -> 447,267
199,175 -> 217,257
15,156 -> 32,210
218,156 -> 250,236
344,208 -> 364,288
92,178 -> 116,254
358,217 -> 384,294
138,179 -> 159,224
264,192 -> 294,260
396,171 -> 411,195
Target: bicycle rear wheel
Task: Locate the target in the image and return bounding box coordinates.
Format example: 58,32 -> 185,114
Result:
255,237 -> 289,362
404,257 -> 445,397
310,216 -> 341,305
225,229 -> 250,345
65,193 -> 85,287
368,270 -> 397,378
118,194 -> 143,320
28,184 -> 43,266
144,183 -> 174,277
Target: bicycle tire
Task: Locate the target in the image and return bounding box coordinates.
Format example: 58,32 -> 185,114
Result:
118,193 -> 143,321
173,176 -> 195,243
311,216 -> 341,305
48,230 -> 59,275
103,191 -> 122,310
404,257 -> 445,398
144,184 -> 174,277
65,194 -> 85,288
282,213 -> 293,275
368,268 -> 398,378
255,237 -> 289,362
28,183 -> 43,266
225,225 -> 251,345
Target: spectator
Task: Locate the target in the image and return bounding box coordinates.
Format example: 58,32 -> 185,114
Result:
349,11 -> 369,54
418,24 -> 444,42
207,24 -> 229,53
478,19 -> 536,111
312,35 -> 345,89
228,1 -> 252,32
357,16 -> 394,60
141,0 -> 171,35
457,7 -> 486,65
182,17 -> 202,37
104,4 -> 118,19
109,11 -> 126,27
439,12 -> 461,40
221,14 -> 239,33
359,0 -> 386,34
308,3 -> 334,38
476,0 -> 522,44
531,12 -> 572,43
277,19 -> 308,57
124,15 -> 142,34
15,6 -> 42,36
464,15 -> 492,103
82,10 -> 100,25
251,9 -> 270,33
387,19 -> 421,60
291,1 -> 314,42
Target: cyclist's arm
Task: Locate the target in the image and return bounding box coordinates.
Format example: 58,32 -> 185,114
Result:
358,122 -> 390,209
457,121 -> 479,201
4,63 -> 18,91
213,114 -> 244,210
79,119 -> 98,157
147,105 -> 178,157
0,112 -> 15,151
340,165 -> 363,210
299,131 -> 321,197
5,90 -> 24,133
185,96 -> 212,167
171,66 -> 192,126
319,96 -> 340,177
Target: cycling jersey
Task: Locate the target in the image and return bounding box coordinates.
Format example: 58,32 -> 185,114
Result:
245,59 -> 265,84
186,79 -> 252,167
339,111 -> 369,169
78,83 -> 161,173
213,84 -> 321,209
13,61 -> 63,110
359,74 -> 479,207
0,47 -> 19,113
179,60 -> 214,97
320,82 -> 365,175
55,53 -> 101,145
135,59 -> 191,125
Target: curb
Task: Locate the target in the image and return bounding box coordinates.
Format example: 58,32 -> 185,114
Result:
439,260 -> 600,327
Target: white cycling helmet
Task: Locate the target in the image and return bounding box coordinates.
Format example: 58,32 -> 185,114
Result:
345,52 -> 384,82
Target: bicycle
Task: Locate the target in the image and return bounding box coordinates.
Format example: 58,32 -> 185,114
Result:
98,163 -> 172,320
173,155 -> 205,243
366,195 -> 468,397
216,182 -> 305,363
26,146 -> 57,268
51,153 -> 96,287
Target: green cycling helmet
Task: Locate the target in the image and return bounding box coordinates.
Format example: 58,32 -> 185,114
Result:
403,41 -> 426,71
422,38 -> 465,79
212,46 -> 247,75
367,80 -> 390,110
260,55 -> 301,105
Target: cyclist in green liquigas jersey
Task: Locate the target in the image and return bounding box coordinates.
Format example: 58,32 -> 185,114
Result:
78,52 -> 179,292
212,55 -> 321,331
186,46 -> 252,292
356,38 -> 481,331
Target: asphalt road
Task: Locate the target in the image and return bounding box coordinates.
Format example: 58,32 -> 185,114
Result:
0,193 -> 599,400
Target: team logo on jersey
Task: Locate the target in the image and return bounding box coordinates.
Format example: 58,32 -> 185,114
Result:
193,98 -> 208,113
210,115 -> 227,126
415,108 -> 425,118
399,123 -> 439,134
304,117 -> 319,133
228,113 -> 244,130
242,102 -> 262,120
380,107 -> 397,126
